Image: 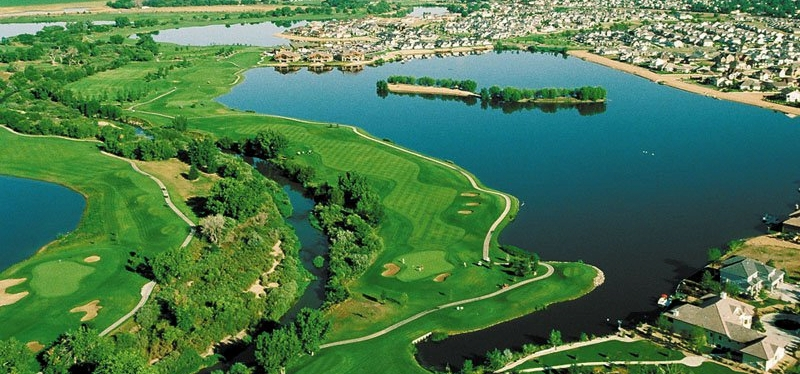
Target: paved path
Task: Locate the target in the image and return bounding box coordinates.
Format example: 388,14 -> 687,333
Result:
97,152 -> 196,336
99,281 -> 156,337
512,356 -> 706,373
498,334 -> 705,373
127,87 -> 177,111
348,127 -> 513,261
320,263 -> 554,349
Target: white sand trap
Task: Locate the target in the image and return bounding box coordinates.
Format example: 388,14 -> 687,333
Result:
246,241 -> 284,298
460,192 -> 479,197
466,202 -> 481,206
458,210 -> 473,215
70,300 -> 102,321
0,278 -> 29,307
84,255 -> 101,263
26,341 -> 44,352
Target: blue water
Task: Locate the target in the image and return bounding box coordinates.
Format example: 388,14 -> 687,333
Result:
218,52 -> 800,366
0,175 -> 85,272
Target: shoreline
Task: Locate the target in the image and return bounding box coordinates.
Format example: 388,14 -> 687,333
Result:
387,83 -> 480,97
567,50 -> 800,117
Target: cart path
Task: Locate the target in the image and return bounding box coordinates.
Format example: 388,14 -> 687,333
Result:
320,263 -> 554,349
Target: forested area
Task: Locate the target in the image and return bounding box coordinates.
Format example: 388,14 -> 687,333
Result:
479,85 -> 607,102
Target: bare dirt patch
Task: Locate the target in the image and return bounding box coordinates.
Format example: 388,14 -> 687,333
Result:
246,241 -> 284,298
458,210 -> 473,215
26,341 -> 44,352
135,159 -> 217,207
381,263 -> 400,277
433,273 -> 450,282
84,255 -> 101,263
460,192 -> 479,197
70,300 -> 102,322
0,278 -> 29,307
736,235 -> 800,278
466,202 -> 481,206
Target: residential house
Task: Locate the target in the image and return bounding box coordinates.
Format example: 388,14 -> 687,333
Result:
664,294 -> 787,372
785,89 -> 800,103
720,256 -> 785,297
273,50 -> 301,63
307,51 -> 334,63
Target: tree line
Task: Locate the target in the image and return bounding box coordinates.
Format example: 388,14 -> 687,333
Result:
479,85 -> 606,103
380,75 -> 479,93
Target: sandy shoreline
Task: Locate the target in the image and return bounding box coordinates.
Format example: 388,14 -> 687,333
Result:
568,50 -> 800,116
387,83 -> 479,97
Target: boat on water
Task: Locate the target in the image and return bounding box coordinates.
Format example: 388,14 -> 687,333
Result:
657,294 -> 671,307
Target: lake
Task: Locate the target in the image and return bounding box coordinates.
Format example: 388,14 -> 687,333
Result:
0,175 -> 85,272
218,52 -> 800,368
149,22 -> 302,47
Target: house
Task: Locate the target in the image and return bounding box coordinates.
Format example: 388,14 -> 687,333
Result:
785,89 -> 800,103
664,294 -> 787,372
720,256 -> 785,297
307,51 -> 334,63
273,50 -> 301,63
338,50 -> 365,62
784,214 -> 800,234
740,77 -> 762,91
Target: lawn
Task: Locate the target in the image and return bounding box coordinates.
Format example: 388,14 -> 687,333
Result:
0,0 -> 99,6
0,129 -> 188,344
514,340 -> 685,371
291,262 -> 599,374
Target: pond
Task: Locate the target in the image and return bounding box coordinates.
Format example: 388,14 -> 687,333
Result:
218,51 -> 800,368
0,175 -> 85,272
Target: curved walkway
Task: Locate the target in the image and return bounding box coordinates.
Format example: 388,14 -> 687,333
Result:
97,152 -> 196,335
348,127 -> 513,261
513,356 -> 706,373
498,334 -> 705,373
320,263 -> 554,349
127,87 -> 177,111
99,281 -> 156,337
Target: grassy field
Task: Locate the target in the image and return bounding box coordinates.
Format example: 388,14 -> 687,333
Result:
291,262 -> 598,373
0,129 -> 188,344
0,0 -> 98,7
513,339 -> 685,371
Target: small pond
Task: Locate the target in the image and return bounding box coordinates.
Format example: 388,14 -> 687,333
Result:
0,175 -> 85,272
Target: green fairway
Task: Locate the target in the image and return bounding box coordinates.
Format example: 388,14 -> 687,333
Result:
0,129 -> 187,344
292,262 -> 598,373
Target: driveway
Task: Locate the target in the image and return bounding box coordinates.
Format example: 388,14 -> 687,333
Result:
773,282 -> 800,304
761,313 -> 800,347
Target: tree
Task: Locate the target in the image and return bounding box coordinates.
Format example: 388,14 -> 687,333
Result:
187,164 -> 200,181
248,130 -> 288,159
94,349 -> 152,374
199,214 -> 226,244
293,308 -> 331,355
187,138 -> 218,172
42,326 -> 113,374
0,337 -> 40,374
707,247 -> 722,262
687,327 -> 707,352
255,327 -> 301,374
171,115 -> 188,131
548,329 -> 563,347
228,363 -> 253,374
485,348 -> 505,370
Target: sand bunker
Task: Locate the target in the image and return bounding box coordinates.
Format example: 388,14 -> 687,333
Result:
458,210 -> 473,215
26,341 -> 44,352
0,278 -> 29,307
246,241 -> 284,298
466,202 -> 481,206
433,273 -> 450,282
460,192 -> 479,197
84,255 -> 101,263
382,263 -> 400,277
70,300 -> 102,322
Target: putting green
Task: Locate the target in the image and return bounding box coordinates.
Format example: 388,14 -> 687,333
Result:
30,261 -> 95,297
394,251 -> 454,282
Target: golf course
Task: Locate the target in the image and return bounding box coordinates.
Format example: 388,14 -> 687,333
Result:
0,13 -> 602,373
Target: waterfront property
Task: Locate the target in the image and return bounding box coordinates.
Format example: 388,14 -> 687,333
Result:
719,256 -> 785,298
664,294 -> 787,372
